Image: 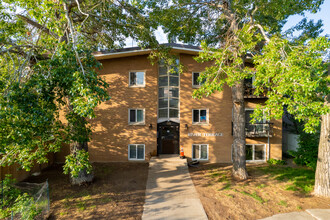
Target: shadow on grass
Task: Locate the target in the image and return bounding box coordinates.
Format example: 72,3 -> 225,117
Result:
256,165 -> 315,194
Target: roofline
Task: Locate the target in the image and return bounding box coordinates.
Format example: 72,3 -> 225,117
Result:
94,46 -> 202,60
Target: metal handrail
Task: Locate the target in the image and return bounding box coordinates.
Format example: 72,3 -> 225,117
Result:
245,122 -> 274,137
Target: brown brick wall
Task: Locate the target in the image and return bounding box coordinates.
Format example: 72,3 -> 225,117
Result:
55,52 -> 282,163
88,55 -> 158,162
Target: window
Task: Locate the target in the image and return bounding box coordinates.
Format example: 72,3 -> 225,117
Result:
129,109 -> 144,124
158,59 -> 180,121
245,109 -> 266,133
246,144 -> 266,161
192,109 -> 208,124
129,71 -> 145,86
128,144 -> 145,160
192,144 -> 208,160
192,72 -> 205,87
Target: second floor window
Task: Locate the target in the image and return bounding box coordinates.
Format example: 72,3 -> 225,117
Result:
193,109 -> 208,124
129,109 -> 144,124
129,71 -> 145,86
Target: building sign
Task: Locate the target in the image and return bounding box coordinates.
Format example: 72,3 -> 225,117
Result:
188,133 -> 223,137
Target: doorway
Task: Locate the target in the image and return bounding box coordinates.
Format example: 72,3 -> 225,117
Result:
157,121 -> 180,155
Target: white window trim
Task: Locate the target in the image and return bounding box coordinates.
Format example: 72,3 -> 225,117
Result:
192,144 -> 209,161
246,144 -> 266,162
128,108 -> 145,125
128,144 -> 145,160
192,109 -> 209,125
128,70 -> 146,87
192,72 -> 202,88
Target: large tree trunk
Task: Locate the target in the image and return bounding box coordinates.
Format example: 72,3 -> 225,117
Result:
68,109 -> 94,185
314,102 -> 330,197
70,140 -> 94,185
231,79 -> 248,179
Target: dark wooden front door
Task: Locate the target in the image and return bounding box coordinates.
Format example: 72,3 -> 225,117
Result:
157,121 -> 180,154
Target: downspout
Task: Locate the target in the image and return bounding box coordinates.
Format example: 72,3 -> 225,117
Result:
267,129 -> 270,160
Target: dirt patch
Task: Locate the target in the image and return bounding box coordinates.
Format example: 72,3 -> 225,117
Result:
189,163 -> 330,220
25,163 -> 149,219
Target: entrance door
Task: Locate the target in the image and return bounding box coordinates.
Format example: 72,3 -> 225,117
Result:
157,121 -> 180,155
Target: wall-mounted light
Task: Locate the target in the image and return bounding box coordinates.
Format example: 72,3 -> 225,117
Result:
149,124 -> 153,129
185,124 -> 188,130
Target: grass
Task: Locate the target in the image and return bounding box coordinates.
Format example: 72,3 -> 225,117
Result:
240,191 -> 265,204
278,200 -> 288,207
76,201 -> 86,211
257,184 -> 267,189
257,165 -> 315,193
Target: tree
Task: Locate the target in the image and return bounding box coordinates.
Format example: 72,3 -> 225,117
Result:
150,0 -> 325,179
0,0 -> 158,184
253,36 -> 330,197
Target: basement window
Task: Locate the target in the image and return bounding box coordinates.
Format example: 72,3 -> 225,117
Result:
192,144 -> 208,160
128,144 -> 145,160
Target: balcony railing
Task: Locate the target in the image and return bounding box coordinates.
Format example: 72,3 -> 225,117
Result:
244,83 -> 268,98
245,122 -> 273,137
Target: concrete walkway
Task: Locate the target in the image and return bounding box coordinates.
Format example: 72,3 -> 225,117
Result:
260,209 -> 330,220
142,155 -> 208,220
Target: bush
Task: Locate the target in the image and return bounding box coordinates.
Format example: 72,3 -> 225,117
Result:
289,128 -> 320,170
267,158 -> 286,165
0,175 -> 41,220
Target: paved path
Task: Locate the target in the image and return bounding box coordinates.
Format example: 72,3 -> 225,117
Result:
142,155 -> 208,220
260,209 -> 330,220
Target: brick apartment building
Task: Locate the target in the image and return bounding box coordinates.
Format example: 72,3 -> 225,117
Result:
57,43 -> 282,163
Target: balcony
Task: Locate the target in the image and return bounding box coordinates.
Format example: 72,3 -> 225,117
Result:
244,82 -> 268,98
245,122 -> 273,138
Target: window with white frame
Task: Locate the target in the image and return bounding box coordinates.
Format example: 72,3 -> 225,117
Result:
128,144 -> 145,160
192,144 -> 208,160
246,144 -> 266,161
192,109 -> 208,124
192,72 -> 205,87
129,71 -> 145,86
129,109 -> 144,124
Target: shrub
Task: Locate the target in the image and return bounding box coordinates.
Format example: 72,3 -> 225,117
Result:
0,175 -> 41,220
289,128 -> 320,170
267,158 -> 286,165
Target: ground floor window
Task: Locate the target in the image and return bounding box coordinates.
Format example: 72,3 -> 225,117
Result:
128,144 -> 145,160
246,144 -> 266,161
192,144 -> 208,160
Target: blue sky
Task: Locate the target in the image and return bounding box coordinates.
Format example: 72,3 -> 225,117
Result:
125,1 -> 330,47
282,0 -> 330,36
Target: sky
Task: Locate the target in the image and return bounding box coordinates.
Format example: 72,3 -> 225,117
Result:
125,1 -> 330,47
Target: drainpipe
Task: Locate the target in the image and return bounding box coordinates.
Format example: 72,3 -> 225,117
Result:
267,124 -> 270,160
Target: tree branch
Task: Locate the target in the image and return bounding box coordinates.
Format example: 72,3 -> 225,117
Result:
17,14 -> 59,39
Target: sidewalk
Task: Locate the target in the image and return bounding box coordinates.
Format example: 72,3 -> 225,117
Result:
260,209 -> 330,220
142,155 -> 208,220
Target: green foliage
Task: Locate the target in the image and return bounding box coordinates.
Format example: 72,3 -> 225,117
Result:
267,159 -> 287,165
254,36 -> 330,132
0,175 -> 41,220
289,127 -> 320,170
1,0 -> 158,179
63,149 -> 92,177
